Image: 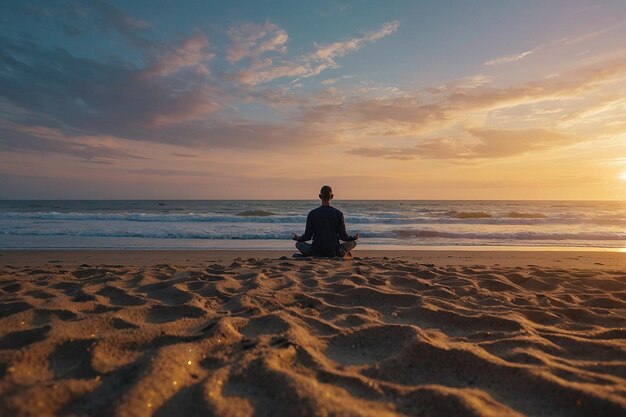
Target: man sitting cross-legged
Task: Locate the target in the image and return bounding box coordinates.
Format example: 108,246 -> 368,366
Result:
292,185 -> 359,258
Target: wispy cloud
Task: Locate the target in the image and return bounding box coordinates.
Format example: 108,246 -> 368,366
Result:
485,21 -> 626,67
226,21 -> 288,63
484,49 -> 536,66
562,19 -> 626,45
144,33 -> 214,77
229,20 -> 400,85
2,3 -> 624,172
321,75 -> 355,85
348,129 -> 579,160
89,0 -> 152,47
349,138 -> 469,160
309,20 -> 399,61
0,121 -> 143,162
301,54 -> 626,134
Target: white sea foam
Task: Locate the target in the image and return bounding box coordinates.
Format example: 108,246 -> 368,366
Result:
1,200 -> 624,248
1,210 -> 623,226
0,228 -> 623,242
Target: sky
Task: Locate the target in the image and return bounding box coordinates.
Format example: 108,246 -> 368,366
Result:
0,0 -> 625,200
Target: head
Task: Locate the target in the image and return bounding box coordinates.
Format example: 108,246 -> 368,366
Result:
319,185 -> 333,203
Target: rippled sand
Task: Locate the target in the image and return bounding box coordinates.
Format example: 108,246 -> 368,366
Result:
0,251 -> 625,417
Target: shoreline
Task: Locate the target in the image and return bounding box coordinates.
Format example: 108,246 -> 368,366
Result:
1,245 -> 624,252
1,249 -> 624,269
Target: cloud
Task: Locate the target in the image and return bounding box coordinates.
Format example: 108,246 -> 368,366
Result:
0,36 -> 221,134
226,21 -> 288,63
348,138 -> 471,160
150,119 -> 338,149
171,152 -> 198,158
484,50 -> 535,66
321,75 -> 355,85
89,0 -> 152,47
468,128 -> 577,157
0,33 -> 336,154
484,22 -> 626,67
229,20 -> 399,85
300,54 -> 626,133
0,27 -> 349,159
347,129 -> 579,160
0,122 -> 142,162
562,20 -> 626,46
300,95 -> 445,129
229,59 -> 334,86
309,20 -> 399,61
437,75 -> 493,90
3,1 -> 152,47
348,140 -> 464,160
144,33 -> 214,77
2,8 -> 623,168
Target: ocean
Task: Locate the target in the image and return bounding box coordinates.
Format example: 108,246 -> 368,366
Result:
0,200 -> 624,250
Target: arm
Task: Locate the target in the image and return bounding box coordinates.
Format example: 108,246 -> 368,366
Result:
295,212 -> 314,242
338,212 -> 358,241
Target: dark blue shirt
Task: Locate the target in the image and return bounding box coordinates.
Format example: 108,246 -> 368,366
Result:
298,205 -> 356,254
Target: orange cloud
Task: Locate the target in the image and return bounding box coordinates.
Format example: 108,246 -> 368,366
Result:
298,55 -> 626,135
348,129 -> 579,160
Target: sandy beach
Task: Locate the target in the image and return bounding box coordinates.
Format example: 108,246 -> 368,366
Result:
1,250 -> 625,417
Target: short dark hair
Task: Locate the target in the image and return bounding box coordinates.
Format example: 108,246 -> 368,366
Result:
320,185 -> 333,200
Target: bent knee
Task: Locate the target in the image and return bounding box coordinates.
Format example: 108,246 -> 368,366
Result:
345,240 -> 357,250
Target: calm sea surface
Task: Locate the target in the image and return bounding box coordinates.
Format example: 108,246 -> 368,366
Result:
0,200 -> 624,250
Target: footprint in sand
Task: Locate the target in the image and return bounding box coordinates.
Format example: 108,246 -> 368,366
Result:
240,314 -> 290,338
96,286 -> 145,306
0,301 -> 32,318
325,325 -> 417,365
147,305 -> 206,323
49,339 -> 99,379
0,325 -> 51,350
33,308 -> 77,324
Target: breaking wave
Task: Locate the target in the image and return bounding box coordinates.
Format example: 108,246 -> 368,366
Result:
236,210 -> 278,216
1,201 -> 624,248
1,211 -> 623,226
1,228 -> 623,242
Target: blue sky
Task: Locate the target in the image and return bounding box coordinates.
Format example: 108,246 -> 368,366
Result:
1,0 -> 625,199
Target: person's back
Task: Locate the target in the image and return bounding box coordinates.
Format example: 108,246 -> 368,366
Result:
306,205 -> 349,256
292,185 -> 358,258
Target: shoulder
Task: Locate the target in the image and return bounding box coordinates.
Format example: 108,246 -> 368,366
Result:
331,206 -> 343,216
328,206 -> 344,219
308,207 -> 322,217
310,206 -> 343,216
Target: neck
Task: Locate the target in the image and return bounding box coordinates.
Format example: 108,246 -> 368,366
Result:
321,200 -> 331,206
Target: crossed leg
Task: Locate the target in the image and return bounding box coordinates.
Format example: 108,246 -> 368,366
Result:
339,240 -> 357,257
295,241 -> 313,256
295,240 -> 357,258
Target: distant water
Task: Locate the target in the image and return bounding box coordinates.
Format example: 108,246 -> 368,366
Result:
0,200 -> 624,250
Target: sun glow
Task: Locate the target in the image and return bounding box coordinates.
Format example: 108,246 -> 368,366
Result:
620,172 -> 626,181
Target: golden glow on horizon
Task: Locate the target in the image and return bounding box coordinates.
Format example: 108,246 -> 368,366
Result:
1,3 -> 626,201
